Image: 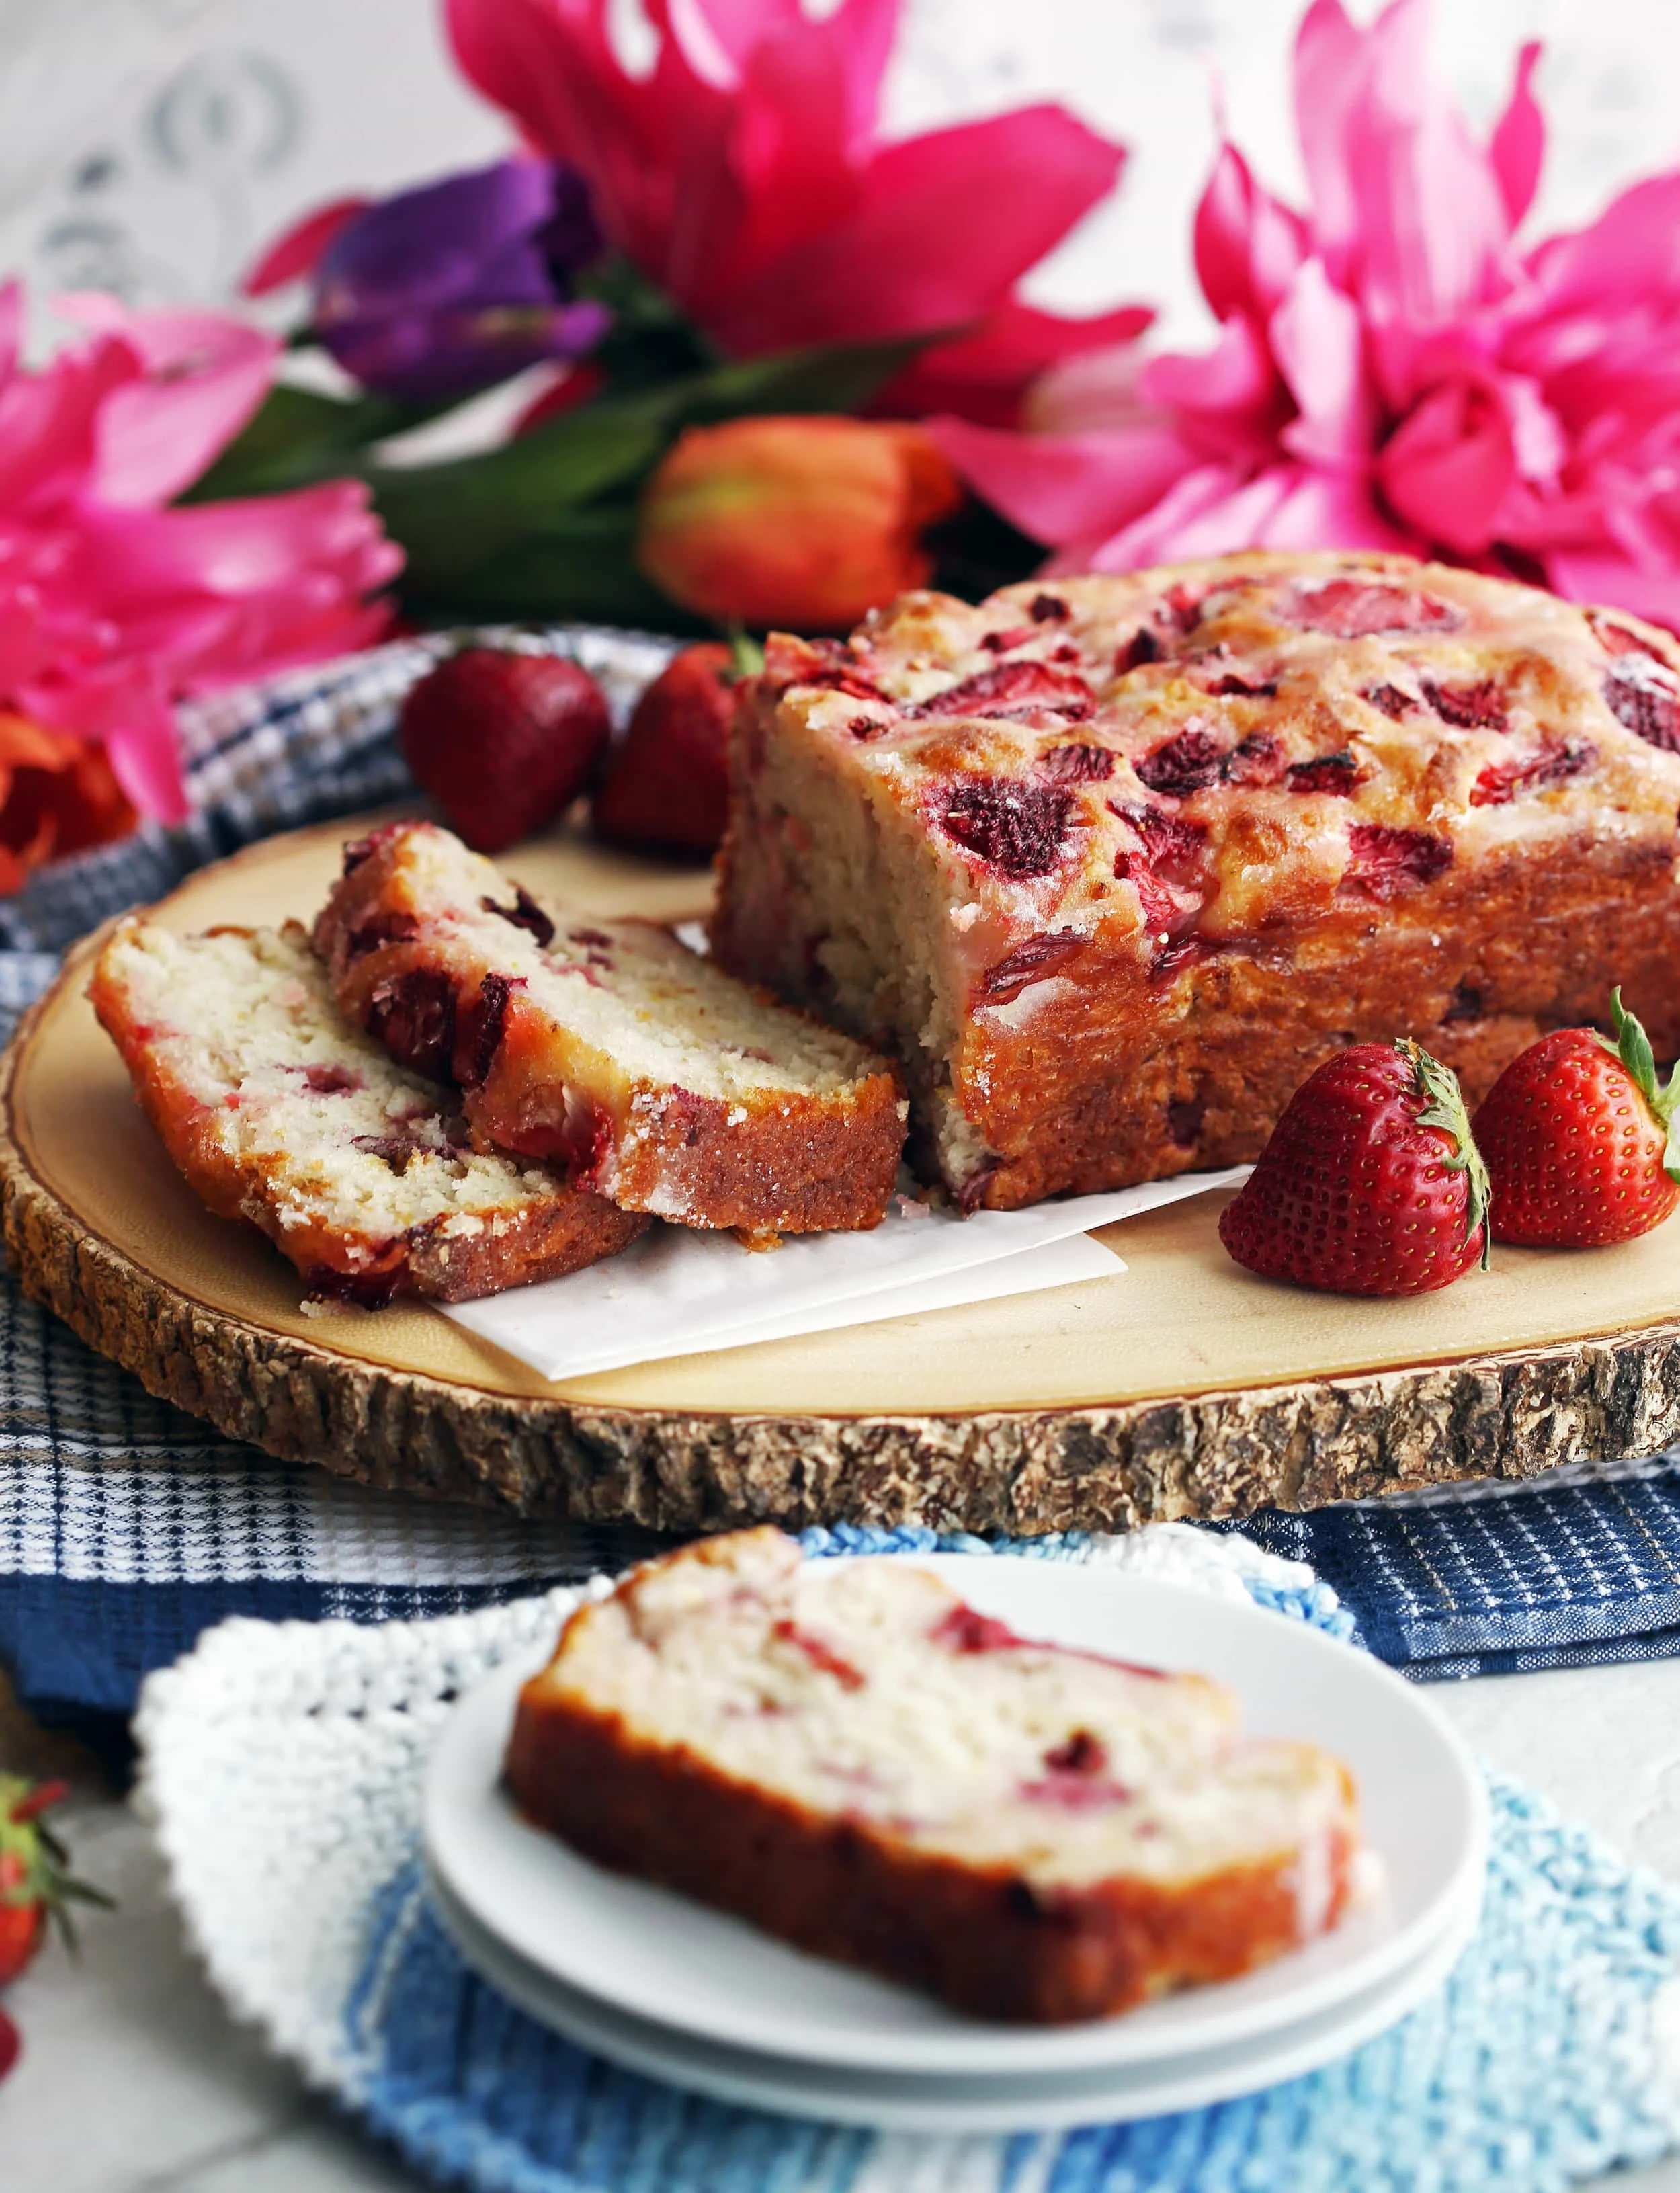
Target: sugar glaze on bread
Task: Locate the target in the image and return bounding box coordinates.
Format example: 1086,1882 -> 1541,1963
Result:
313,821 -> 907,1236
91,919 -> 644,1304
712,550 -> 1680,1208
505,1528 -> 1360,2022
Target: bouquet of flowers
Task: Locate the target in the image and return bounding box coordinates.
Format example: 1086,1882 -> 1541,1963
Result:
221,0 -> 1143,635
15,0 -> 1680,883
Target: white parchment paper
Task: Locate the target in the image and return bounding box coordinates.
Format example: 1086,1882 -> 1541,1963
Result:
443,1168 -> 1247,1381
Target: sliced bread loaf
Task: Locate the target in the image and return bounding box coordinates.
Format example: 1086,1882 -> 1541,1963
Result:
505,1528 -> 1362,2022
91,919 -> 645,1305
313,822 -> 907,1236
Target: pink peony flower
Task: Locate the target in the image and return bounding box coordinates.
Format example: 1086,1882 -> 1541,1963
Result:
932,0 -> 1680,629
0,286 -> 400,831
444,0 -> 1146,423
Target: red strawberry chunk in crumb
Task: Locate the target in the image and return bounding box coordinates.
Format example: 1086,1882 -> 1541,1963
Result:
299,1063 -> 362,1094
1227,731 -> 1287,785
977,932 -> 1085,1004
771,1620 -> 866,1690
1421,679 -> 1507,732
1114,852 -> 1177,933
1604,657 -> 1680,752
1114,626 -> 1161,672
1470,741 -> 1595,806
1341,824 -> 1452,900
1287,751 -> 1364,795
938,776 -> 1075,880
1110,801 -> 1206,880
1038,741 -> 1114,784
911,659 -> 1093,720
1134,726 -> 1227,797
1285,577 -> 1463,637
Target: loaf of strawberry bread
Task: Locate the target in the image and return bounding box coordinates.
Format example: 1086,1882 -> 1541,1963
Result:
505,1528 -> 1361,2023
313,821 -> 907,1237
91,920 -> 644,1305
711,550 -> 1680,1208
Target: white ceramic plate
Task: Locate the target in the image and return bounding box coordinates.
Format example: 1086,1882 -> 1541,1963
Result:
424,1557 -> 1488,2079
426,1861 -> 1483,2131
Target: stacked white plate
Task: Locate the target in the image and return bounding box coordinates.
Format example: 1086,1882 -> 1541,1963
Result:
424,1557 -> 1489,2132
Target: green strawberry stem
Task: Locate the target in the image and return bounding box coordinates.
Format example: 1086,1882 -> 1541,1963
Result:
1601,989 -> 1680,1184
726,624 -> 766,681
1400,1039 -> 1492,1270
0,1774 -> 113,1954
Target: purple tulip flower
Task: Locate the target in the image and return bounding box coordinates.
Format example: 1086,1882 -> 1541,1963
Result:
310,159 -> 611,403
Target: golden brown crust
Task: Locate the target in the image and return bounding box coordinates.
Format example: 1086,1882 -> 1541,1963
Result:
712,550 -> 1680,1206
89,938 -> 645,1305
314,822 -> 906,1235
505,1686 -> 1357,2024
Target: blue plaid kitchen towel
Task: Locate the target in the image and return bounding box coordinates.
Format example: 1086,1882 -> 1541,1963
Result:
7,631 -> 1680,1722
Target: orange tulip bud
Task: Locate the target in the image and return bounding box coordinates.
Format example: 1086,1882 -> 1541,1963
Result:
0,717 -> 135,895
637,415 -> 962,632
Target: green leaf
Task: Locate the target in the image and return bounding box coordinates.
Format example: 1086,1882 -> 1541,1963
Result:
1598,988 -> 1680,1182
1402,1038 -> 1493,1270
398,503 -> 688,629
179,382 -> 446,502
728,624 -> 765,679
370,395 -> 678,591
683,333 -> 939,423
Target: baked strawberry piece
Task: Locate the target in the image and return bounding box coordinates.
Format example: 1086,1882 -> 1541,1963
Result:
92,919 -> 644,1304
713,550 -> 1680,1208
314,821 -> 906,1237
505,1528 -> 1361,2023
1474,991 -> 1680,1247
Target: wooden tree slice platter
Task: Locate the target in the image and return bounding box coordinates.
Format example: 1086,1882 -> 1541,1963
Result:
5,809 -> 1680,1534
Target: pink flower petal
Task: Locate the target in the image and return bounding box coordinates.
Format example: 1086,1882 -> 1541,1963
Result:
1293,0 -> 1368,282
1194,142 -> 1307,322
1376,378 -> 1517,554
875,299 -> 1152,429
1141,317 -> 1286,459
1545,547 -> 1680,632
1079,462 -> 1298,571
1257,466 -> 1415,553
705,104 -> 1126,354
1270,257 -> 1372,466
53,300 -> 280,507
929,415 -> 1195,548
1488,42 -> 1544,231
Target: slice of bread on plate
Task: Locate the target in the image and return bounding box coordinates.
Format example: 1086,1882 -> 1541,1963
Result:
505,1528 -> 1361,2022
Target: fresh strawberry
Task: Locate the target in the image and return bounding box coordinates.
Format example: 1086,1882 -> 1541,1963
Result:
1473,991 -> 1680,1247
0,1775 -> 110,1988
593,641 -> 736,856
399,646 -> 611,854
1219,1040 -> 1490,1295
0,2003 -> 17,2080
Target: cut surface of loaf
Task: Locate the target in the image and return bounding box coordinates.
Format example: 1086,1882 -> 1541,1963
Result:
91,919 -> 646,1304
505,1528 -> 1360,2023
313,821 -> 907,1235
711,549 -> 1680,1208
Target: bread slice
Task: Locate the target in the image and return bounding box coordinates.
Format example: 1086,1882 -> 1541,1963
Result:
91,919 -> 646,1305
312,822 -> 907,1237
505,1528 -> 1361,2022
